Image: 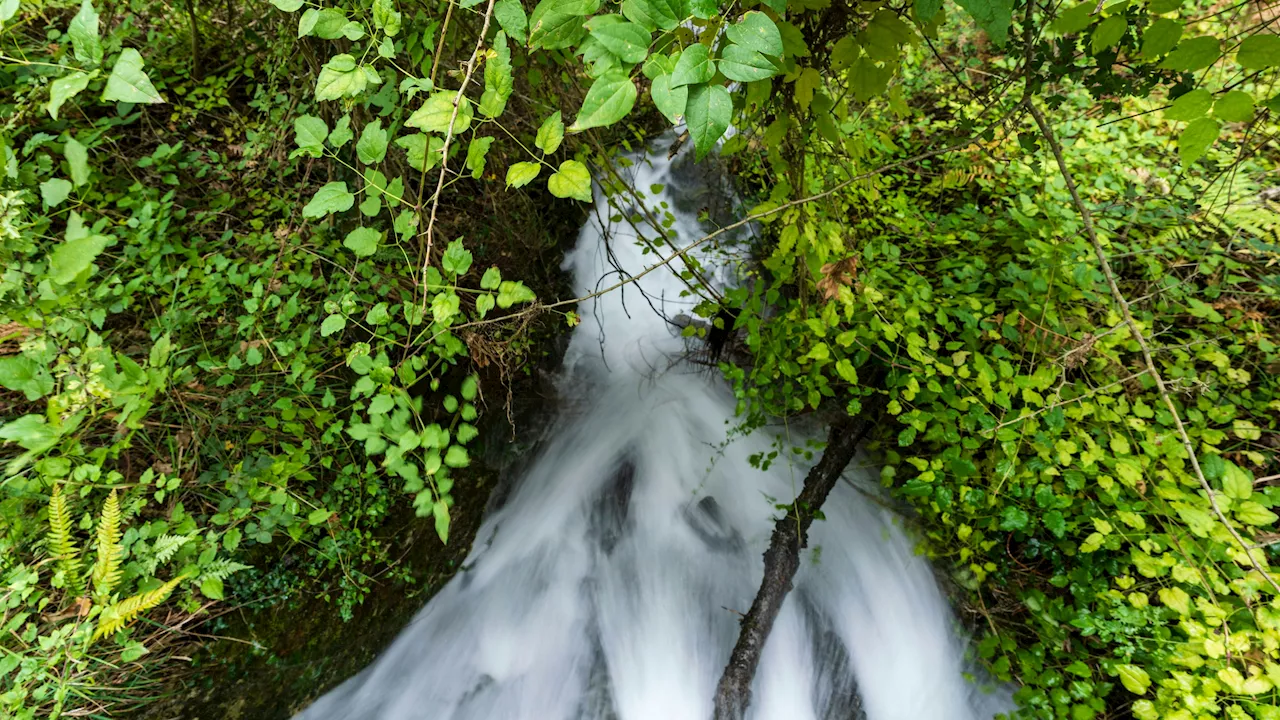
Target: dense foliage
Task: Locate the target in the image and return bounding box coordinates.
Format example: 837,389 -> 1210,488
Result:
1,0 -> 1278,715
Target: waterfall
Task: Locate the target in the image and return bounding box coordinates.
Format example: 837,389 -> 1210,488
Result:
297,137 -> 1013,720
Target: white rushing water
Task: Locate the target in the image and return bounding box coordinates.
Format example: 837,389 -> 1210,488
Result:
298,138 -> 1013,720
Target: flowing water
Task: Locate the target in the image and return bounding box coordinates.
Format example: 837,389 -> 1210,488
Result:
298,138 -> 1013,720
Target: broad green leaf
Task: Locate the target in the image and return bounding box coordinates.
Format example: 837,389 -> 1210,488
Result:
726,11 -> 783,57
443,238 -> 474,275
64,137 -> 89,187
718,45 -> 777,82
1158,586 -> 1191,615
651,72 -> 687,122
41,178 -> 73,207
1237,33 -> 1280,69
298,8 -> 319,35
48,71 -> 92,119
861,10 -> 913,62
465,136 -> 494,178
476,293 -> 495,317
622,0 -> 682,32
343,227 -> 381,256
102,49 -> 164,104
357,119 -> 388,164
201,577 -> 225,600
396,133 -> 445,171
1049,2 -> 1092,35
495,0 -> 528,44
850,56 -> 892,101
294,114 -> 329,157
506,161 -> 541,187
320,314 -> 346,336
433,499 -> 450,543
569,71 -> 637,131
315,54 -> 368,101
480,32 -> 513,118
271,0 -> 303,10
831,35 -> 860,71
999,506 -> 1029,531
1222,462 -> 1253,500
306,8 -> 348,38
1160,36 -> 1221,71
1237,501 -> 1279,526
671,44 -> 714,87
49,232 -> 109,282
687,0 -> 715,19
372,0 -> 402,35
1213,90 -> 1255,123
497,280 -> 536,307
1117,665 -> 1150,695
685,83 -> 730,160
406,91 -> 474,135
952,0 -> 1013,45
529,0 -> 600,49
589,19 -> 651,63
536,111 -> 565,153
0,0 -> 17,23
303,181 -> 355,218
328,114 -> 353,148
778,20 -> 810,58
1163,89 -> 1211,122
548,159 -> 592,202
1141,18 -> 1182,59
481,267 -> 502,289
795,67 -> 821,111
1091,15 -> 1127,53
308,508 -> 333,525
0,357 -> 52,401
69,0 -> 102,66
1178,117 -> 1220,164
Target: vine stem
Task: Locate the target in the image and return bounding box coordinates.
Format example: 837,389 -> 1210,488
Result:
418,0 -> 496,286
1027,102 -> 1280,596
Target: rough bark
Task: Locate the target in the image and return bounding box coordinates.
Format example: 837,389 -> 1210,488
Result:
711,416 -> 872,720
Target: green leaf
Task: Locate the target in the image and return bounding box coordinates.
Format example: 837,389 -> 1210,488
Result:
1178,117 -> 1220,164
1091,15 -> 1127,53
718,45 -> 777,82
1043,510 -> 1066,538
200,576 -> 224,600
1238,33 -> 1280,69
999,506 -> 1030,531
0,0 -> 18,23
480,31 -> 513,117
1140,18 -> 1183,59
343,227 -> 382,256
916,0 -> 942,19
49,232 -> 109,283
529,0 -> 600,49
308,508 -> 333,525
303,182 -> 355,218
495,0 -> 528,44
396,133 -> 444,171
548,159 -> 592,202
622,0 -> 683,32
687,0 -> 715,19
861,10 -> 913,62
64,137 -> 89,187
536,111 -> 565,153
794,66 -> 821,111
1213,90 -> 1255,123
590,19 -> 651,63
357,119 -> 389,164
1159,586 -> 1191,615
327,115 -> 353,148
569,71 -> 637,131
651,72 -> 687,123
1160,36 -> 1221,71
306,8 -> 349,38
270,0 -> 303,10
778,20 -> 810,58
952,0 -> 1013,45
315,54 -> 368,101
1117,665 -> 1150,695
102,48 -> 165,104
372,0 -> 401,35
0,357 -> 53,401
1222,462 -> 1253,500
1163,89 -> 1211,122
497,280 -> 536,307
40,178 -> 73,207
433,499 -> 450,543
671,44 -> 714,87
443,238 -> 474,276
726,11 -> 783,57
685,83 -> 730,160
69,0 -> 103,66
406,91 -> 474,135
1236,501 -> 1279,526
465,136 -> 494,179
48,71 -> 92,119
481,267 -> 502,290
294,114 -> 329,157
320,314 -> 346,336
506,161 -> 542,188
1049,2 -> 1093,35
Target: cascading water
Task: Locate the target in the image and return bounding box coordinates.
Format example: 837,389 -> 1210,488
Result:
298,137 -> 1013,720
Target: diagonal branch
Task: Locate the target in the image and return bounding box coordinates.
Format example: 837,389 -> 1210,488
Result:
1027,102 -> 1280,596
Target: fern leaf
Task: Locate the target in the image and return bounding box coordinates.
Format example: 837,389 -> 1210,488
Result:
91,489 -> 124,599
144,534 -> 193,576
200,559 -> 251,582
47,484 -> 83,598
93,574 -> 186,641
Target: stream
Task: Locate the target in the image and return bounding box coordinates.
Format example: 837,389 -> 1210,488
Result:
296,137 -> 1014,720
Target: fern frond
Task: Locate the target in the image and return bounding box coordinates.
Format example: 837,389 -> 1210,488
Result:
144,534 -> 193,576
93,574 -> 186,641
91,489 -> 123,599
200,559 -> 250,582
47,484 -> 84,598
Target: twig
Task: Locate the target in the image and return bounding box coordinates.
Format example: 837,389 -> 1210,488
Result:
1027,102 -> 1280,596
